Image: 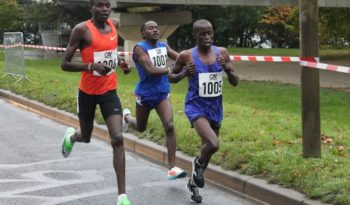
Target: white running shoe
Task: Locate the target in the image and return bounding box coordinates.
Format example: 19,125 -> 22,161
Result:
167,166 -> 187,180
122,108 -> 131,132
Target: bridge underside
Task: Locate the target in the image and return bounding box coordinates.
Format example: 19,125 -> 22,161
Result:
58,0 -> 350,8
54,0 -> 350,55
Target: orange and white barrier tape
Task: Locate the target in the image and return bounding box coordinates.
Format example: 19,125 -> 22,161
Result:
300,61 -> 350,74
0,43 -> 23,49
117,51 -> 133,56
1,44 -> 314,62
1,43 -> 349,74
0,44 -> 133,56
230,55 -> 302,62
23,44 -> 66,51
1,43 -> 66,50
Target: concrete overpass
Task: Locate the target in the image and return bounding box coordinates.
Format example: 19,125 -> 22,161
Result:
57,0 -> 350,53
59,0 -> 350,8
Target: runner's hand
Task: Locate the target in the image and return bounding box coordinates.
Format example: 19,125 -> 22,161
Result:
184,63 -> 196,77
119,59 -> 131,74
93,63 -> 112,75
216,56 -> 228,71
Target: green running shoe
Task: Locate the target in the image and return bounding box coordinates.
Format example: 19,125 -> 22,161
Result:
61,127 -> 75,158
116,194 -> 131,205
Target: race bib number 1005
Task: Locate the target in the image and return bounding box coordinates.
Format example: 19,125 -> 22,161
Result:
93,49 -> 118,76
198,72 -> 223,97
147,47 -> 167,69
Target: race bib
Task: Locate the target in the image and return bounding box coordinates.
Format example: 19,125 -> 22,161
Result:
198,72 -> 223,97
93,49 -> 118,76
147,47 -> 167,68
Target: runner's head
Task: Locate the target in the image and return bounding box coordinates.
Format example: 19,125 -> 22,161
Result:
192,19 -> 214,48
140,20 -> 160,42
89,0 -> 111,22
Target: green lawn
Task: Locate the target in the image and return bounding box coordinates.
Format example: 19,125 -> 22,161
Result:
0,50 -> 350,204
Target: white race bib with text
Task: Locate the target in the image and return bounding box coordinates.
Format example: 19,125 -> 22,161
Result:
147,47 -> 167,69
93,49 -> 118,76
198,72 -> 223,97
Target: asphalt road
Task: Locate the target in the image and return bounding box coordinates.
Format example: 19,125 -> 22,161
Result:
0,98 -> 263,205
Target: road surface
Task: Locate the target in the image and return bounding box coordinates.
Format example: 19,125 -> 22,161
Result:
0,98 -> 262,205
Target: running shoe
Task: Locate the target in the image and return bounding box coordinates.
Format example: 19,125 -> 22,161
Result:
167,166 -> 187,180
122,108 -> 131,132
187,179 -> 202,203
192,157 -> 205,188
116,194 -> 131,205
61,127 -> 75,158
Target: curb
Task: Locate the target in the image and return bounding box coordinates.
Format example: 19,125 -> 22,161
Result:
0,89 -> 329,205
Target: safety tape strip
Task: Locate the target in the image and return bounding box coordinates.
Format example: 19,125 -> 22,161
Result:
1,44 -> 348,74
230,55 -> 302,62
300,61 -> 350,74
1,44 -> 316,62
0,44 -> 133,56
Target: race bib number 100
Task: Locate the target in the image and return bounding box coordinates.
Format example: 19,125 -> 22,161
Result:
147,47 -> 167,68
198,72 -> 223,97
93,49 -> 118,76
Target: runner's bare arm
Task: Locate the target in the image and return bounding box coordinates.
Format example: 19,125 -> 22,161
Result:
134,46 -> 169,76
61,23 -> 111,75
61,23 -> 90,72
166,44 -> 178,61
218,47 -> 238,87
169,50 -> 195,83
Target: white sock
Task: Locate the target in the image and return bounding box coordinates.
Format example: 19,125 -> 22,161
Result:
118,194 -> 127,201
66,134 -> 73,144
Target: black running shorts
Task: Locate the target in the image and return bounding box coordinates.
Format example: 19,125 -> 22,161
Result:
77,89 -> 123,121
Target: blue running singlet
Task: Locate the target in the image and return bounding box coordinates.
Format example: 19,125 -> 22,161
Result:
132,40 -> 170,96
185,46 -> 223,125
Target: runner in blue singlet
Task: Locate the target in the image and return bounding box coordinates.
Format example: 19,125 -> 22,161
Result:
123,20 -> 186,180
170,19 -> 239,203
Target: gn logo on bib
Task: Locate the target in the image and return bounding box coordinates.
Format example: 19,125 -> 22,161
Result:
147,47 -> 167,69
198,71 -> 223,97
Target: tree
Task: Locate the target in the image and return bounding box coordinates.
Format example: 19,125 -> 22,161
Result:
216,6 -> 265,47
168,5 -> 265,50
19,0 -> 90,45
23,0 -> 64,29
258,6 -> 299,48
0,0 -> 23,43
319,7 -> 350,48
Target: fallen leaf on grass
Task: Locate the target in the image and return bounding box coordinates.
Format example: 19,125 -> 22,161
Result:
337,145 -> 345,151
322,138 -> 333,144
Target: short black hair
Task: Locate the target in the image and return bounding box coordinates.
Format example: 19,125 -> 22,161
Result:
140,20 -> 156,32
140,23 -> 146,32
90,0 -> 106,6
193,19 -> 212,33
